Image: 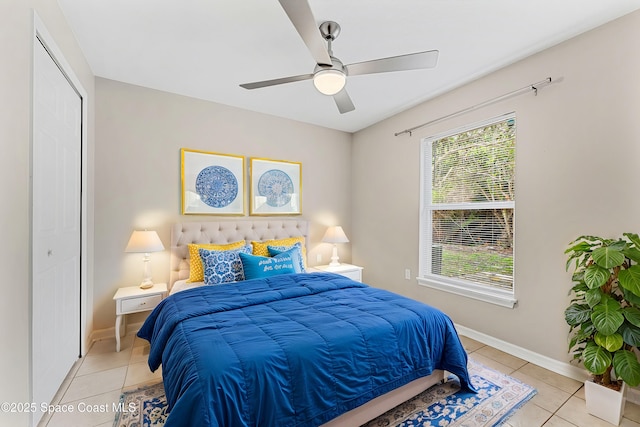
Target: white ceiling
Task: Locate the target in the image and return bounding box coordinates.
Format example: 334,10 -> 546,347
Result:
57,0 -> 640,133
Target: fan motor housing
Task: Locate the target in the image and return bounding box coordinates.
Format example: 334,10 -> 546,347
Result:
314,57 -> 346,75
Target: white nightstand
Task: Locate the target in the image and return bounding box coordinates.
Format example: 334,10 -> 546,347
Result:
313,263 -> 363,282
113,283 -> 167,352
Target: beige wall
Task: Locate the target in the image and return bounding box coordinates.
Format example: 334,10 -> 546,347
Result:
93,78 -> 352,330
0,0 -> 95,425
352,10 -> 640,364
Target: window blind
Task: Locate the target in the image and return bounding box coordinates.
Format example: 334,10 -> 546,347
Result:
420,113 -> 515,292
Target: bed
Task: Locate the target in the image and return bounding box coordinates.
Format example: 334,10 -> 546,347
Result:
138,220 -> 473,427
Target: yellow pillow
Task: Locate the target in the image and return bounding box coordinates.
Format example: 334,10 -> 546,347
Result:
251,237 -> 307,266
187,241 -> 246,283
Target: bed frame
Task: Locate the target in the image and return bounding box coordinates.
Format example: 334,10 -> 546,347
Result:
169,219 -> 444,426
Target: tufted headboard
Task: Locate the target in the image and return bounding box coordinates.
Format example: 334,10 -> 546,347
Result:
170,219 -> 309,290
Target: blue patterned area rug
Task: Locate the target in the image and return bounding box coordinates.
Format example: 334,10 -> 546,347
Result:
113,358 -> 536,427
362,358 -> 537,427
113,382 -> 166,427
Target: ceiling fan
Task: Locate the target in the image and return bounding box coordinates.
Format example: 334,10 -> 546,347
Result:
239,0 -> 439,114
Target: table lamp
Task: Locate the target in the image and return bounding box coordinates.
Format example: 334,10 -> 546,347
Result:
322,226 -> 349,267
125,230 -> 165,289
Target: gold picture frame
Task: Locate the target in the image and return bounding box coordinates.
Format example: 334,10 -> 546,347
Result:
181,148 -> 245,215
249,157 -> 302,216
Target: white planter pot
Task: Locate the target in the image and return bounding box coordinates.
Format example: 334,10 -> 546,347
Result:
584,379 -> 627,426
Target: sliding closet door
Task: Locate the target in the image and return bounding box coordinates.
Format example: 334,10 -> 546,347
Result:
32,37 -> 81,423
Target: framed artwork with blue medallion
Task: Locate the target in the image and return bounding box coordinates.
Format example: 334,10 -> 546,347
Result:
181,148 -> 245,215
249,158 -> 302,215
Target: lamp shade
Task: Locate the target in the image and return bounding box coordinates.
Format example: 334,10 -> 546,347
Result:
322,226 -> 349,244
125,230 -> 164,253
313,69 -> 346,95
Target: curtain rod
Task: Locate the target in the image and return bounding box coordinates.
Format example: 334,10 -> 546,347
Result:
394,77 -> 554,137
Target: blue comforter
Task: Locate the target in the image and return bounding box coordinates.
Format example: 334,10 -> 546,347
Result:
138,272 -> 472,427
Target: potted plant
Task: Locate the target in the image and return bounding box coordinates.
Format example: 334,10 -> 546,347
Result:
565,233 -> 640,424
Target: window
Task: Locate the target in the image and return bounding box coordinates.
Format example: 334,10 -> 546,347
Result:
418,113 -> 517,308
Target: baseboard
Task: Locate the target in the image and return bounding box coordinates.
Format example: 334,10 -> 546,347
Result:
88,321 -> 144,345
455,324 -> 640,405
629,387 -> 640,406
455,324 -> 589,381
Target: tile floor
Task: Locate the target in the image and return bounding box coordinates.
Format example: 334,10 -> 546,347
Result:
39,332 -> 161,427
38,333 -> 640,426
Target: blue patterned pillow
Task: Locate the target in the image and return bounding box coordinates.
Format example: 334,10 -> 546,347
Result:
199,245 -> 252,285
267,243 -> 306,273
239,251 -> 297,280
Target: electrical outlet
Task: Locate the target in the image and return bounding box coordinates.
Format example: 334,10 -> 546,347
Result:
404,269 -> 411,280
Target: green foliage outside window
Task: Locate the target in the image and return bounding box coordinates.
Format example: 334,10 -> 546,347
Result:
429,117 -> 515,289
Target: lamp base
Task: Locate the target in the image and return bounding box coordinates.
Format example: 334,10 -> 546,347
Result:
329,245 -> 341,267
140,255 -> 154,289
139,280 -> 154,290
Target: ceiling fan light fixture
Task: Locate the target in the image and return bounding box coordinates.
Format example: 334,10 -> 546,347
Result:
313,69 -> 346,95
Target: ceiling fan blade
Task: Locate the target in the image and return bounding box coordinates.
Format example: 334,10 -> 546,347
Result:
278,0 -> 332,66
346,50 -> 439,76
333,89 -> 355,114
240,73 -> 314,90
